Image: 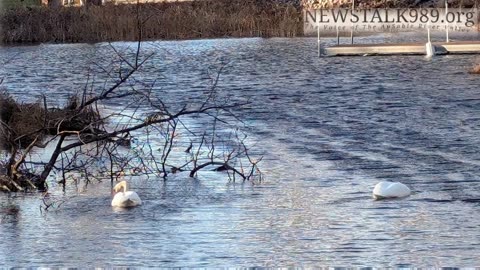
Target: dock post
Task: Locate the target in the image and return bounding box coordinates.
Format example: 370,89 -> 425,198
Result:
350,0 -> 355,44
336,27 -> 340,45
428,27 -> 431,43
317,24 -> 321,57
445,0 -> 450,42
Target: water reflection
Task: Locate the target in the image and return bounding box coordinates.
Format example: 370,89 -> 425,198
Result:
0,197 -> 20,225
1,35 -> 480,266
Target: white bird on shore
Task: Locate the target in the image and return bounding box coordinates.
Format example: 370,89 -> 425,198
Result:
111,180 -> 142,207
373,181 -> 411,200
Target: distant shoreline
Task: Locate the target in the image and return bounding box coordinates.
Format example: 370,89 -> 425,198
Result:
1,0 -> 478,45
0,0 -> 302,44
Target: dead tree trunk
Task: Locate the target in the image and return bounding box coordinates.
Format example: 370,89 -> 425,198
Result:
39,135 -> 66,183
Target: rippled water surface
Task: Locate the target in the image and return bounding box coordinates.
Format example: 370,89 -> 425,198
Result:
2,35 -> 480,267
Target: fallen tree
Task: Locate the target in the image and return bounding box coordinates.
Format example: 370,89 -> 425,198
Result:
0,42 -> 262,192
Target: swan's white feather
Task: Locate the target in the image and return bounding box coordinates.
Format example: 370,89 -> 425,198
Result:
111,190 -> 142,207
373,181 -> 411,200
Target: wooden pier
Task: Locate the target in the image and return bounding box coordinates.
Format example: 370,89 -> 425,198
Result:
324,41 -> 480,56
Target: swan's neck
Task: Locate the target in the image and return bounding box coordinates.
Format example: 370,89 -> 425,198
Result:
122,181 -> 128,193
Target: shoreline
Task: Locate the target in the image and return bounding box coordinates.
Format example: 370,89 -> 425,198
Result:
0,1 -> 302,45
2,31 -> 479,48
1,1 -> 478,45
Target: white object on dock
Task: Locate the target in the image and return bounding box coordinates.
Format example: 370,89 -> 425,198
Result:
426,28 -> 436,57
426,42 -> 436,57
317,24 -> 321,57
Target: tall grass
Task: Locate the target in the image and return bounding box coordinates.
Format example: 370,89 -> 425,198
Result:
1,0 -> 41,9
0,0 -> 303,44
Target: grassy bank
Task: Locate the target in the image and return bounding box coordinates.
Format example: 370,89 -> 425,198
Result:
0,0 -> 303,44
1,0 -> 41,9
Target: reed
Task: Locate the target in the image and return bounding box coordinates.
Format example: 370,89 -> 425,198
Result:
469,64 -> 480,74
0,0 -> 303,44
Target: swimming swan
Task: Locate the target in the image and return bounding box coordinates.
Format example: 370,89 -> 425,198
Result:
111,181 -> 142,207
373,181 -> 411,200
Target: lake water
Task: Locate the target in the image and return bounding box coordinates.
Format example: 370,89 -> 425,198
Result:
2,34 -> 480,267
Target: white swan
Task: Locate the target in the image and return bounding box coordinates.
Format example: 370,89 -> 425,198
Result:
373,181 -> 411,200
111,181 -> 142,207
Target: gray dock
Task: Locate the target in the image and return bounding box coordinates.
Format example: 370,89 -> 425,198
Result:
325,41 -> 480,56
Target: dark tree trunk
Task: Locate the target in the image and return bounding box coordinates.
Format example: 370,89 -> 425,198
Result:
39,135 -> 66,184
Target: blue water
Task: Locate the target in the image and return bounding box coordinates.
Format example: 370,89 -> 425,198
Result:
1,35 -> 480,267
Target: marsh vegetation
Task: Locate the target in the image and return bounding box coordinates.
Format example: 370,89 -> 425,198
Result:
0,0 -> 302,44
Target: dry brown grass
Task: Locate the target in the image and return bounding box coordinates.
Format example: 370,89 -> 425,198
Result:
469,64 -> 480,74
0,92 -> 46,148
0,0 -> 302,44
0,92 -> 101,149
